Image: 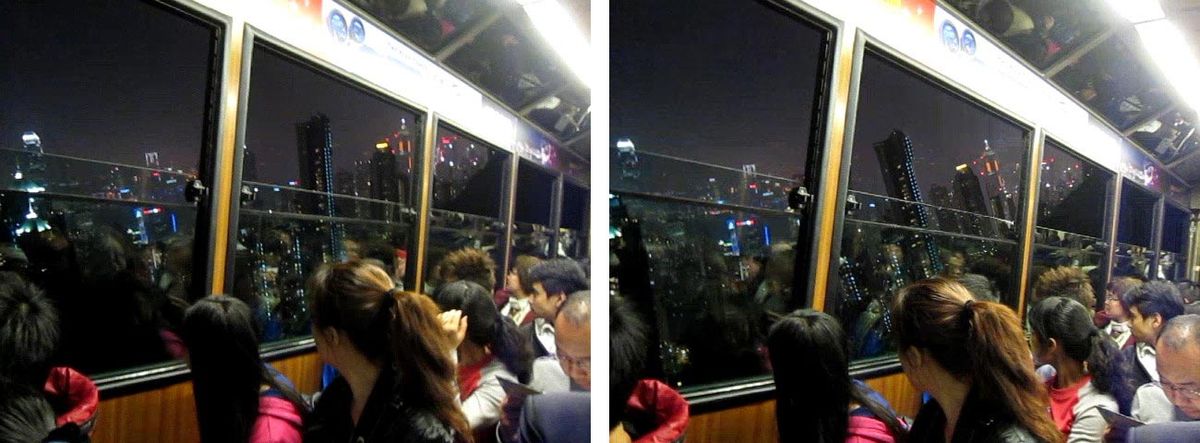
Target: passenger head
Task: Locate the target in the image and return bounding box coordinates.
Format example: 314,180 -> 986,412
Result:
1121,280 -> 1185,345
436,247 -> 497,290
507,255 -> 541,297
555,291 -> 591,390
433,280 -> 532,382
767,310 -> 906,442
893,278 -> 1059,443
1028,297 -> 1130,406
307,261 -> 470,438
1105,277 -> 1143,322
1033,266 -> 1096,310
1155,315 -> 1200,419
610,295 -> 647,430
0,273 -> 58,388
957,273 -> 998,302
181,296 -> 305,443
0,392 -> 55,443
526,259 -> 588,320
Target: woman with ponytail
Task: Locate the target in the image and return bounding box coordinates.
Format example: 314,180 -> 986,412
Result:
1028,296 -> 1131,442
894,278 -> 1061,443
433,280 -> 532,433
304,261 -> 472,443
766,309 -> 908,442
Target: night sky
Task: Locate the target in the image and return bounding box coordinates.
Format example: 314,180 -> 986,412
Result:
244,46 -> 419,186
612,0 -> 1030,210
0,1 -> 213,171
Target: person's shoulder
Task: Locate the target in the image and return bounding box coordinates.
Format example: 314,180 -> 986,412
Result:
987,423 -> 1040,443
1128,420 -> 1200,443
520,392 -> 591,443
398,407 -> 457,443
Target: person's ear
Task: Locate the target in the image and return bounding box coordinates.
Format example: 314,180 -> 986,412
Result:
1151,313 -> 1164,331
902,347 -> 923,369
553,293 -> 567,309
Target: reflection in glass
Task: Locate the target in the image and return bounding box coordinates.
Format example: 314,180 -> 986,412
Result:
515,161 -> 555,226
433,128 -> 508,218
1117,180 -> 1156,250
1052,28 -> 1172,129
511,221 -> 555,259
237,44 -> 423,344
345,0 -> 493,53
0,0 -> 217,377
1159,204 -> 1189,280
832,51 -> 1029,363
559,182 -> 588,260
1029,141 -> 1111,298
446,13 -> 569,107
943,0 -> 1113,68
1129,110 -> 1198,163
424,209 -> 505,292
613,194 -> 801,388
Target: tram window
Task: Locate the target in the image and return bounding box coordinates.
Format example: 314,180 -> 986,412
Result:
1160,204 -> 1189,280
1029,140 -> 1112,309
1113,180 -> 1157,279
237,44 -> 423,343
611,0 -> 831,390
1052,28 -> 1172,130
0,0 -> 219,377
446,14 -> 570,109
515,160 -> 555,226
425,127 -> 508,291
558,182 -> 588,260
833,50 -> 1029,362
1129,110 -> 1198,163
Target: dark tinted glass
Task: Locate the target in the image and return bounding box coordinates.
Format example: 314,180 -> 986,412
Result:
236,44 -> 423,342
0,0 -> 218,377
432,127 -> 508,218
1160,204 -> 1189,281
610,0 -> 830,391
1052,28 -> 1171,130
514,161 -> 555,226
345,0 -> 494,53
1117,180 -> 1156,248
446,14 -> 569,108
561,182 -> 587,230
943,0 -> 1114,69
833,50 -> 1029,363
1129,110 -> 1199,164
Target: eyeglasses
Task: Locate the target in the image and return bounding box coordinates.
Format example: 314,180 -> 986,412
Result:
556,352 -> 591,372
1155,381 -> 1200,400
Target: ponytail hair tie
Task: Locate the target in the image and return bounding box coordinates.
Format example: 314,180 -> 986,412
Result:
960,299 -> 976,330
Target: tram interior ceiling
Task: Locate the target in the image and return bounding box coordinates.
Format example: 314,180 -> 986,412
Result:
0,0 -> 590,425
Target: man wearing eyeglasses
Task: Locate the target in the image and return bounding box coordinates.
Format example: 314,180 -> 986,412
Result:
1132,314 -> 1200,424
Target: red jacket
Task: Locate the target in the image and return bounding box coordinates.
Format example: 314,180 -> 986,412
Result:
626,379 -> 689,443
43,367 -> 99,435
251,396 -> 304,443
847,415 -> 897,443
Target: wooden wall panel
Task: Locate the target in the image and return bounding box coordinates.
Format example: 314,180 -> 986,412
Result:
684,372 -> 921,443
92,352 -> 322,443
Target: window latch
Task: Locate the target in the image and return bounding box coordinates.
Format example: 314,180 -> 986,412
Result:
185,178 -> 208,204
845,193 -> 862,215
240,184 -> 257,205
787,186 -> 812,212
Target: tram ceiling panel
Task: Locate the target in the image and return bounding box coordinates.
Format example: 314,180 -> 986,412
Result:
346,0 -> 591,150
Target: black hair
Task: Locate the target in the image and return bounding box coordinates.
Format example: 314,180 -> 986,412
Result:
1121,280 -> 1185,323
610,295 -> 647,430
432,280 -> 532,382
180,296 -> 308,443
767,310 -> 907,442
0,272 -> 59,388
0,391 -> 55,443
526,258 -> 588,297
1028,296 -> 1134,412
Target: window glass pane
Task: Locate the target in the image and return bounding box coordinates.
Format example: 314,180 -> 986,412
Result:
0,0 -> 218,377
942,0 -> 1114,69
514,161 -> 554,226
1029,141 -> 1111,292
432,128 -> 508,218
832,50 -> 1029,363
345,0 -> 495,53
424,209 -> 505,291
1160,204 -> 1189,281
610,0 -> 830,391
1052,28 -> 1172,129
445,14 -> 569,108
511,221 -> 555,259
1117,180 -> 1156,248
1113,243 -> 1152,280
1129,110 -> 1199,164
236,44 -> 423,343
561,182 -> 587,231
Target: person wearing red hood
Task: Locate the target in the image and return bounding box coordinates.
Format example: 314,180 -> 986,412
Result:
609,295 -> 690,443
180,296 -> 308,443
766,310 -> 907,443
0,272 -> 98,441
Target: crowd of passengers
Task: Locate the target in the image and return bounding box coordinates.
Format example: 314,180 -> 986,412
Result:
697,267 -> 1200,443
0,250 -> 655,443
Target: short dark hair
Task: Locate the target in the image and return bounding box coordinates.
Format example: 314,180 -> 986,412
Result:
0,391 -> 55,443
1121,280 -> 1185,323
0,272 -> 59,387
610,295 -> 647,429
1033,266 -> 1095,307
527,259 -> 588,297
436,248 -> 497,290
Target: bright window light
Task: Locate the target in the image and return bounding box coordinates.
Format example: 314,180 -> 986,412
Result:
519,0 -> 591,88
1134,20 -> 1200,112
1106,0 -> 1166,23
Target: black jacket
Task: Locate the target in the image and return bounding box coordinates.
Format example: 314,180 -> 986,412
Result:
1121,345 -> 1155,390
305,366 -> 459,443
908,387 -> 1045,443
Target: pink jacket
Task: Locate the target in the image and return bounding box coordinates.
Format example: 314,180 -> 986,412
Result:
251,396 -> 304,443
846,415 -> 897,443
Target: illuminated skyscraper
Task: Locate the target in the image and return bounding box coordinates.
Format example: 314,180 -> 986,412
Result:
296,114 -> 344,260
953,163 -> 993,236
873,130 -> 942,278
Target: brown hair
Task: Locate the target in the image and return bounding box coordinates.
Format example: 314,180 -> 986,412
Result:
1032,266 -> 1094,308
308,261 -> 472,442
437,248 -> 497,290
512,255 -> 542,294
894,278 -> 1060,443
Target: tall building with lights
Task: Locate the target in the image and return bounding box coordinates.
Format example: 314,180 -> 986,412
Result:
296,114 -> 344,260
953,164 -> 992,236
873,130 -> 942,278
